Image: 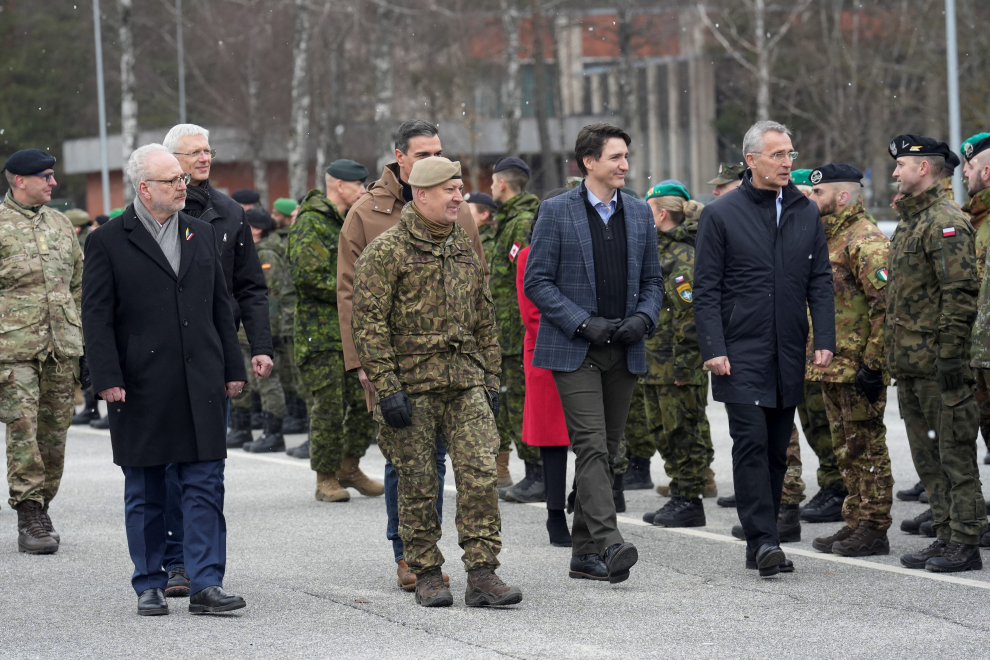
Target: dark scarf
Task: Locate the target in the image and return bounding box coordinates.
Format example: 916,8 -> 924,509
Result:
398,176 -> 413,203
183,181 -> 212,219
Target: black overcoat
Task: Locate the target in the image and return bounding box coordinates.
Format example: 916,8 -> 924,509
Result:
693,173 -> 836,408
81,206 -> 246,467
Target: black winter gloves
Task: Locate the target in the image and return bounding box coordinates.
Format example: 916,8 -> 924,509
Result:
380,391 -> 413,429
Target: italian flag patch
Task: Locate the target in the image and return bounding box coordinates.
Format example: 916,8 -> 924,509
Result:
943,226 -> 956,237
509,242 -> 521,262
877,267 -> 887,282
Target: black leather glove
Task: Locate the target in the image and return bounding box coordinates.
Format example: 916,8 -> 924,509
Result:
936,356 -> 965,392
854,365 -> 884,403
380,391 -> 413,429
79,354 -> 92,390
577,317 -> 620,347
611,313 -> 651,346
488,390 -> 500,417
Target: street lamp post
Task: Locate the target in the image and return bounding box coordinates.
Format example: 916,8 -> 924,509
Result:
946,0 -> 962,205
92,0 -> 111,215
177,0 -> 186,124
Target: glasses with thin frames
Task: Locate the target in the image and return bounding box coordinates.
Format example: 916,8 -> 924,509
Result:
172,148 -> 217,159
30,173 -> 56,183
752,151 -> 799,162
146,173 -> 192,189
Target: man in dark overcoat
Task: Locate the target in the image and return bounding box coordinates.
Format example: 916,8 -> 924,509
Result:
81,144 -> 247,616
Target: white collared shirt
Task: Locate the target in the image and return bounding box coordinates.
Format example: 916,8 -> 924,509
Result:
775,188 -> 783,226
586,186 -> 619,225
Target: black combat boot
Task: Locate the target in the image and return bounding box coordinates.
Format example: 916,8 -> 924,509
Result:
651,496 -> 706,528
623,453 -> 654,490
831,521 -> 890,557
918,490 -> 929,504
282,397 -> 308,434
72,389 -> 100,425
226,408 -> 254,448
799,487 -> 846,523
244,412 -> 285,453
925,541 -> 983,573
612,473 -> 626,513
503,462 -> 546,503
812,525 -> 854,553
89,415 -> 110,430
900,538 -> 949,569
919,519 -> 936,537
778,504 -> 801,542
896,480 -> 925,501
287,438 -> 310,459
16,501 -> 58,555
250,392 -> 263,429
981,530 -> 990,548
900,507 -> 932,534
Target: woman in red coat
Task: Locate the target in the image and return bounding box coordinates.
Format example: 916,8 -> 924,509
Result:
517,240 -> 573,547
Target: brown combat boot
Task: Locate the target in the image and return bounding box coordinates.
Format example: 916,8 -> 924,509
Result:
40,504 -> 59,544
704,468 -> 718,498
415,568 -> 454,607
315,472 -> 350,502
812,524 -> 855,553
16,501 -> 59,555
496,451 -> 513,489
464,567 -> 523,607
336,457 -> 384,497
397,560 -> 450,592
832,521 -> 890,557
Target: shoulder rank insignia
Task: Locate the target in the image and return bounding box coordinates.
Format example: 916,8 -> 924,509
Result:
676,282 -> 693,302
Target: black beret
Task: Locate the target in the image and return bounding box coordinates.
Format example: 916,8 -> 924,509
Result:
809,163 -> 863,185
231,188 -> 260,204
463,192 -> 497,209
244,207 -> 274,231
493,156 -> 531,177
3,148 -> 56,175
94,214 -> 110,226
945,151 -> 960,171
888,134 -> 949,160
326,159 -> 369,182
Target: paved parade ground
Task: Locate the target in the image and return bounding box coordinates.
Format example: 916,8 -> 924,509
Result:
3,386 -> 990,659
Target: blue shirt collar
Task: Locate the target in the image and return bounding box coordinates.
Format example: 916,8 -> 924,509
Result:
586,185 -> 619,210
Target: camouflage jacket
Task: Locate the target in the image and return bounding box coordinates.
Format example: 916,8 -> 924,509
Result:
256,232 -> 293,339
478,221 -> 497,267
288,190 -> 344,365
642,220 -> 706,386
963,187 -> 990,283
887,182 -> 978,384
805,201 -> 889,383
352,202 -> 500,400
490,192 -> 539,355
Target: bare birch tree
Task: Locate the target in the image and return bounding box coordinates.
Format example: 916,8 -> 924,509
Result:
287,0 -> 311,200
500,0 -> 522,156
118,0 -> 138,202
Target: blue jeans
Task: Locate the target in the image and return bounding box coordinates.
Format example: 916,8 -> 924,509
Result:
386,436 -> 447,563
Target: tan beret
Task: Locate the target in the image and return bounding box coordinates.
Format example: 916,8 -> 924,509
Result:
64,208 -> 91,226
408,157 -> 462,188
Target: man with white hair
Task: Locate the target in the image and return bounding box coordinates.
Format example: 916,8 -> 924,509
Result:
159,124 -> 273,597
82,144 -> 247,615
694,120 -> 835,577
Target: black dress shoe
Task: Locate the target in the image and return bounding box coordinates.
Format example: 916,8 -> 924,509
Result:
165,566 -> 190,597
89,416 -> 110,430
731,524 -> 745,540
755,543 -> 785,577
137,588 -> 169,616
568,554 -> 609,581
188,586 -> 246,614
603,542 -> 638,584
716,494 -> 737,508
746,552 -> 794,573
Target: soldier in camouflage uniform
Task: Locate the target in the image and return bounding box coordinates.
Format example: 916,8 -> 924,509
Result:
801,164 -> 894,556
465,192 -> 498,270
288,160 -> 384,502
0,149 -> 83,555
709,163 -> 744,198
886,135 -> 986,573
487,157 -> 544,504
352,157 -> 521,608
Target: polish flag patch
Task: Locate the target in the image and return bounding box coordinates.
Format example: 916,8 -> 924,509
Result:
509,242 -> 521,262
943,226 -> 956,237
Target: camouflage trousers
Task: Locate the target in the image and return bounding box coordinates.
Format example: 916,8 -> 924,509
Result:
973,369 -> 990,452
821,382 -> 893,530
781,381 -> 843,505
231,343 -> 286,418
0,355 -> 74,509
781,424 -> 805,506
299,351 -> 375,475
377,386 -> 501,573
898,377 -> 986,545
496,355 -> 541,465
276,337 -> 313,412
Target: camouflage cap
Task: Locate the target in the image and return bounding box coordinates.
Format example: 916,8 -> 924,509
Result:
708,162 -> 745,185
408,156 -> 461,188
64,208 -> 91,226
790,169 -> 813,186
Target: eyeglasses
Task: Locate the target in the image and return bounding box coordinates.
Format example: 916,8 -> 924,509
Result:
172,148 -> 216,159
30,173 -> 56,183
146,173 -> 192,189
752,151 -> 799,162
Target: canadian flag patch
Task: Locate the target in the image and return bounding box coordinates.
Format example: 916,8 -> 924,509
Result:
509,242 -> 521,262
943,226 -> 956,237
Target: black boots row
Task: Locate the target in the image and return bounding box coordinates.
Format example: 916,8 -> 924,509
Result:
226,408 -> 285,452
71,389 -> 109,429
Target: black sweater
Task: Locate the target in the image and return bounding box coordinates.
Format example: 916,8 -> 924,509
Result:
582,189 -> 628,320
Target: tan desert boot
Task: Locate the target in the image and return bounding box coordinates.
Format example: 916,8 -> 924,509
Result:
315,472 -> 350,502
336,457 -> 384,497
496,451 -> 513,489
704,468 -> 718,498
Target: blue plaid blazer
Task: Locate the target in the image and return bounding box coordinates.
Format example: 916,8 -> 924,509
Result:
522,185 -> 663,374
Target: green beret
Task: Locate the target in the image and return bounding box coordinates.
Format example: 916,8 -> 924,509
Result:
272,198 -> 297,216
64,208 -> 91,226
790,169 -> 813,186
109,208 -> 126,219
962,133 -> 990,162
646,180 -> 690,202
326,159 -> 369,182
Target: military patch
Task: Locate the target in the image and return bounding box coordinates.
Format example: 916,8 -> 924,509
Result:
509,242 -> 521,262
965,142 -> 975,159
810,169 -> 822,185
889,141 -> 897,157
261,263 -> 272,270
877,267 -> 887,282
674,275 -> 685,283
943,226 -> 956,237
676,282 -> 693,302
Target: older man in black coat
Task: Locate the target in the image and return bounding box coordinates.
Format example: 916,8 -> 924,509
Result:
694,121 -> 835,577
82,144 -> 247,616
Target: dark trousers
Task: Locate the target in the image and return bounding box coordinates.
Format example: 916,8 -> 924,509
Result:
385,436 -> 447,563
541,446 -> 569,511
122,459 -> 226,596
725,402 -> 796,552
553,344 -> 637,556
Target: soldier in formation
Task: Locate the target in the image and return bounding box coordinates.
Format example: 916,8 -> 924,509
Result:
0,149 -> 84,555
352,156 -> 521,608
464,191 -> 498,268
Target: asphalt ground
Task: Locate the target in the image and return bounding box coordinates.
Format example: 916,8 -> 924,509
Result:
2,385 -> 990,658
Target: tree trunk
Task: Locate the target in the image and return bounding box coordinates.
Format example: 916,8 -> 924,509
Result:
500,0 -> 522,156
118,0 -> 137,203
616,3 -> 639,192
531,4 -> 557,191
287,0 -> 311,200
246,50 -> 269,211
372,5 -> 394,168
753,0 -> 770,120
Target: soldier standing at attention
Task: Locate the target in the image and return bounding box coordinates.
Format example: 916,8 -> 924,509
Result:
464,192 -> 499,270
805,164 -> 894,557
887,135 -> 985,573
352,157 -> 521,608
0,149 -> 83,554
288,159 -> 383,502
487,157 -> 543,503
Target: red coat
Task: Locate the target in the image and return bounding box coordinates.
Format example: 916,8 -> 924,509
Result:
516,246 -> 571,447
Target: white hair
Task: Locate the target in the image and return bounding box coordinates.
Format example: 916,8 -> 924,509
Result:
742,120 -> 792,156
162,123 -> 210,152
126,143 -> 172,186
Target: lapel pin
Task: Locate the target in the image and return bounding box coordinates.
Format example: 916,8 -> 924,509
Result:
185,228 -> 194,241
